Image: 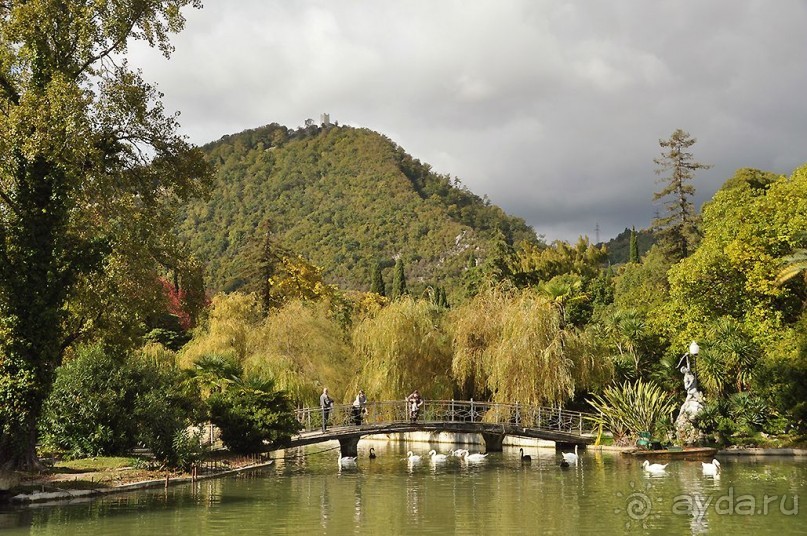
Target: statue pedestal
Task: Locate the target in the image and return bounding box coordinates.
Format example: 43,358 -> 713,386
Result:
675,390 -> 705,445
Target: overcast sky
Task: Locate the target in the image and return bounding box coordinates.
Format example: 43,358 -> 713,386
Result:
128,0 -> 807,243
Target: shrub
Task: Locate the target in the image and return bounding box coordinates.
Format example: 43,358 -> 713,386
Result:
587,380 -> 677,445
207,376 -> 298,454
40,343 -> 203,466
40,345 -> 140,458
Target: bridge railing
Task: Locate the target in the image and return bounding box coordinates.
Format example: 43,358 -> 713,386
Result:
293,400 -> 596,436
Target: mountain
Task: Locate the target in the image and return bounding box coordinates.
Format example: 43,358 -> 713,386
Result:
175,123 -> 538,299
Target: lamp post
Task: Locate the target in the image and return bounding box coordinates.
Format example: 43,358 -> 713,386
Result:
677,341 -> 699,371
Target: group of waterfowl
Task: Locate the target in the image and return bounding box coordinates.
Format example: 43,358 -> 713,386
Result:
340,445 -> 572,467
642,458 -> 722,476
341,444 -> 722,476
405,449 -> 490,463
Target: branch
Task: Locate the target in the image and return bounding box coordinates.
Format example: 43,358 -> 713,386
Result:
60,310 -> 102,352
0,73 -> 20,105
74,7 -> 146,77
0,187 -> 20,216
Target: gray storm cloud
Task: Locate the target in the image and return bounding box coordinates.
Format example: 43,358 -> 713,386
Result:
126,0 -> 807,242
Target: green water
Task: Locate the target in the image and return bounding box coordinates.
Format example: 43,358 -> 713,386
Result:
1,443 -> 804,535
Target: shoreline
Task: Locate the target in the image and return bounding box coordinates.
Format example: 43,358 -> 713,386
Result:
6,460 -> 274,506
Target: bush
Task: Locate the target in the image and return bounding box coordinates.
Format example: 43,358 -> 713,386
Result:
40,345 -> 140,458
695,393 -> 774,445
170,428 -> 207,471
40,343 -> 203,466
207,376 -> 298,454
587,380 -> 677,445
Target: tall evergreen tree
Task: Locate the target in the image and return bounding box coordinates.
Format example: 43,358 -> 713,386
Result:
256,224 -> 287,310
370,263 -> 386,296
0,1 -> 210,471
463,252 -> 483,299
628,227 -> 640,263
652,129 -> 711,261
391,259 -> 408,300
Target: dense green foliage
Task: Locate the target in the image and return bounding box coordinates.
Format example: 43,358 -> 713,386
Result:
0,0 -> 211,470
587,380 -> 678,445
206,370 -> 298,454
175,124 -> 537,302
40,344 -> 202,464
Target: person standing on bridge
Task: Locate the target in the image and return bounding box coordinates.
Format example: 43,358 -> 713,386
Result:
351,389 -> 367,425
406,389 -> 424,422
320,387 -> 334,432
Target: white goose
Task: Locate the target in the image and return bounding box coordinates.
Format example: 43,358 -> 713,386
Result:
561,445 -> 579,464
451,449 -> 469,458
702,459 -> 721,476
642,460 -> 668,473
406,451 -> 422,463
429,449 -> 449,462
464,452 -> 489,462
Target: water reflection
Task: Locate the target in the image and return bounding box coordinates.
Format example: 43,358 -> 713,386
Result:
1,445 -> 804,535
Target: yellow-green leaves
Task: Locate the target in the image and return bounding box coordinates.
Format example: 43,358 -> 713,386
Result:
452,286 -> 612,405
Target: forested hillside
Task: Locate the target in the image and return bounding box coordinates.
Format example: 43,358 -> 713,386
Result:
175,123 -> 538,298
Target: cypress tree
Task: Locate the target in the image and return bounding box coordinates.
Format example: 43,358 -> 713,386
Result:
629,227 -> 639,263
370,263 -> 386,296
438,287 -> 450,309
391,259 -> 408,300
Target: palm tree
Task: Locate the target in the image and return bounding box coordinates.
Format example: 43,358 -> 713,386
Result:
604,309 -> 646,378
537,275 -> 584,328
697,317 -> 758,396
775,249 -> 807,285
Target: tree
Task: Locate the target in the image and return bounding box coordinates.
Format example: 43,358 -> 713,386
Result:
451,286 -> 612,405
370,262 -> 386,296
352,297 -> 453,400
652,129 -> 711,260
628,227 -> 639,263
664,166 -> 806,348
391,258 -> 408,300
0,1 -> 211,470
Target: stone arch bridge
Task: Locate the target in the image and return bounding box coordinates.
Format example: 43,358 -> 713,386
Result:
283,400 -> 598,457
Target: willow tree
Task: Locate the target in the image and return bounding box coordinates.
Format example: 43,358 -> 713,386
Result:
179,295 -> 354,406
451,285 -> 612,405
352,297 -> 453,400
0,1 -> 210,470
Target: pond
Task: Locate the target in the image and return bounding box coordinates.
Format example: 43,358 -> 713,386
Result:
1,442 -> 804,535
